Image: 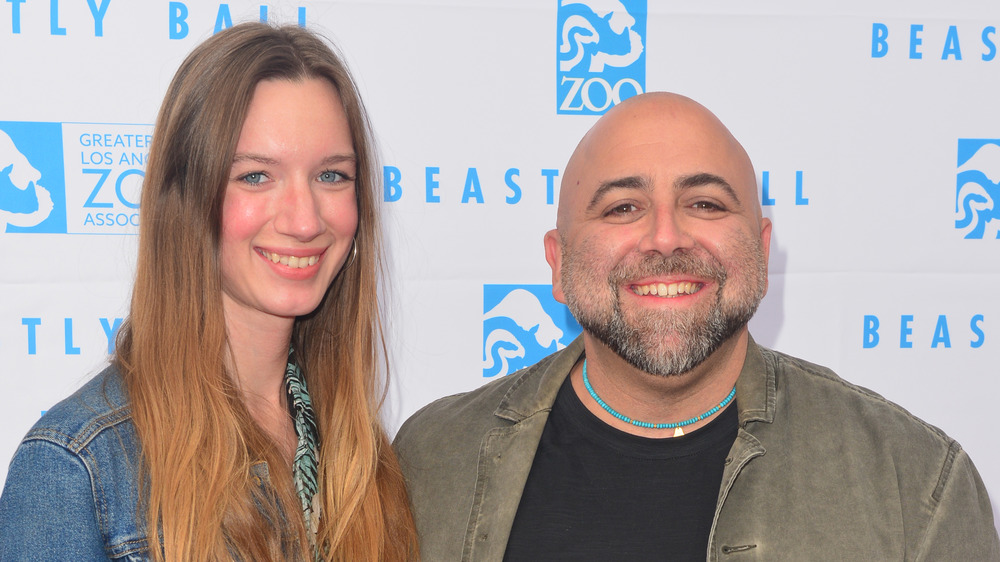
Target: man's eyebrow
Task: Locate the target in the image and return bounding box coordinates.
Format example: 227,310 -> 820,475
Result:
675,173 -> 743,207
586,175 -> 651,211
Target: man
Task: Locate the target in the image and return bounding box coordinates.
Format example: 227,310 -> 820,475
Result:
394,93 -> 1000,561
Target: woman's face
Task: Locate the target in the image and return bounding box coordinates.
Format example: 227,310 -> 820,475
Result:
219,77 -> 358,329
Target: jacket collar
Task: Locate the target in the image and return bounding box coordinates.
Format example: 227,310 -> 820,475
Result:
735,335 -> 776,426
494,337 -> 585,423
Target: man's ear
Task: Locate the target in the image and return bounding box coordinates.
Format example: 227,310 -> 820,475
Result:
543,229 -> 567,304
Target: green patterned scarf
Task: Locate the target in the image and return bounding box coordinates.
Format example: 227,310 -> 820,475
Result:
285,356 -> 320,558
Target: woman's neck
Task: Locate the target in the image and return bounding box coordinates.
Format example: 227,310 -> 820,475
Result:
222,298 -> 298,462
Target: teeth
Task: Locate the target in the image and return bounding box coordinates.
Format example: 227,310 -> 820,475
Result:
259,250 -> 320,269
631,282 -> 702,298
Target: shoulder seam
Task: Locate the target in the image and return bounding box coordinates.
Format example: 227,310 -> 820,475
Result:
23,406 -> 133,454
931,440 -> 962,504
765,349 -> 951,444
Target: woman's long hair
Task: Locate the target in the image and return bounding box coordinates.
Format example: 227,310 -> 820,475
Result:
114,22 -> 416,560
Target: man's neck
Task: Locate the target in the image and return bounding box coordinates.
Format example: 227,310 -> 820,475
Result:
570,329 -> 749,438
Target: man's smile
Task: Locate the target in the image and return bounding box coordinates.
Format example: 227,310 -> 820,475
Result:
630,281 -> 704,298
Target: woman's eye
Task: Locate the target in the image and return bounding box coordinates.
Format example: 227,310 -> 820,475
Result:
319,170 -> 346,182
240,172 -> 266,185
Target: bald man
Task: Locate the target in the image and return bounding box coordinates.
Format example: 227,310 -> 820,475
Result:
394,93 -> 1000,561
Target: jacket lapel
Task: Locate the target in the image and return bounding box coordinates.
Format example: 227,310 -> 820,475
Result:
462,338 -> 584,562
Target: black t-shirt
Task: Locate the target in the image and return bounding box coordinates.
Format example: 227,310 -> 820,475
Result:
503,376 -> 738,561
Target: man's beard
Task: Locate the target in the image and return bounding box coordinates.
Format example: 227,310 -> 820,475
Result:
561,238 -> 767,377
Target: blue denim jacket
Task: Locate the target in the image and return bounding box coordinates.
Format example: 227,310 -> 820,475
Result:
0,366 -> 150,560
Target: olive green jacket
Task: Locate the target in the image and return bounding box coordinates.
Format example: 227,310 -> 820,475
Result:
394,337 -> 1000,561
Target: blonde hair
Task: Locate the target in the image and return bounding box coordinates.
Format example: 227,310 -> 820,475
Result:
114,22 -> 416,560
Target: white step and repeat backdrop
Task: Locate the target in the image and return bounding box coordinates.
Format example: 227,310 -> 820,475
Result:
2,0 -> 998,524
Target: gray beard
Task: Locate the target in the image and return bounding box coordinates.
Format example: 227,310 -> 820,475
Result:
563,248 -> 765,377
577,282 -> 751,376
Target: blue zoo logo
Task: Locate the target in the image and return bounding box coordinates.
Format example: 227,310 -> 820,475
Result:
0,122 -> 151,235
1,122 -> 66,233
956,139 -> 1000,239
483,284 -> 582,378
556,0 -> 647,115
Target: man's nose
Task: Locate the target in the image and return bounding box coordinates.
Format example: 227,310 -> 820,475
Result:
636,207 -> 695,256
274,179 -> 325,241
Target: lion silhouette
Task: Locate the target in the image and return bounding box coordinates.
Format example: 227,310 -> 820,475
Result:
0,129 -> 54,233
483,289 -> 566,377
957,141 -> 1000,239
559,0 -> 644,73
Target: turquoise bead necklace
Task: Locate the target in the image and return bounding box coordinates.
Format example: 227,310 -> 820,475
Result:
582,359 -> 736,434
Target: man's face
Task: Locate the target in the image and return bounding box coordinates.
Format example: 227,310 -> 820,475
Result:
546,96 -> 771,377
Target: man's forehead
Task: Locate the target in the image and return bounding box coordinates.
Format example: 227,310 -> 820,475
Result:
557,92 -> 758,224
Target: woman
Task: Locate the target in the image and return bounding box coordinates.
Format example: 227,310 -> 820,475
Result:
0,23 -> 416,560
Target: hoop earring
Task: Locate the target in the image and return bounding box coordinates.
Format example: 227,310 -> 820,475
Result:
345,237 -> 358,268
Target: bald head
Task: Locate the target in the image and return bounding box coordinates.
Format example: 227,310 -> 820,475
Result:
557,92 -> 760,232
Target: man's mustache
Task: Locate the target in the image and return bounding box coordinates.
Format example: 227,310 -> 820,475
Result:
608,252 -> 728,287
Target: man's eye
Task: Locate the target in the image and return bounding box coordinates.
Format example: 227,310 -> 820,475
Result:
692,201 -> 724,211
606,203 -> 638,216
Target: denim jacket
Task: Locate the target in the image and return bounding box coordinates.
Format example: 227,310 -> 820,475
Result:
0,365 -> 149,560
0,366 -> 287,561
394,336 -> 1000,561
